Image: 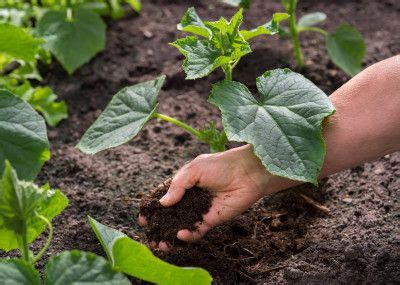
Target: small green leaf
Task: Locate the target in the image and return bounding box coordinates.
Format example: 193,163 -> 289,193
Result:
0,89 -> 50,180
29,87 -> 68,127
77,76 -> 166,154
241,13 -> 289,40
37,8 -> 106,74
88,217 -> 213,285
326,24 -> 365,76
44,250 -> 130,285
0,23 -> 43,61
109,0 -> 125,19
126,0 -> 141,12
0,161 -> 68,251
209,69 -> 335,184
170,37 -> 230,80
221,0 -> 250,9
0,259 -> 40,285
198,123 -> 227,153
177,7 -> 211,38
297,12 -> 326,28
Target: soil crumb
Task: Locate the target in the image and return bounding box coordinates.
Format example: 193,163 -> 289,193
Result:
139,178 -> 213,245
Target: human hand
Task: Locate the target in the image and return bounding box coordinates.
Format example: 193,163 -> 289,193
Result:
139,145 -> 295,250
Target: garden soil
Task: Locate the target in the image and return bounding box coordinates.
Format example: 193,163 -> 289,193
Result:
2,0 -> 399,283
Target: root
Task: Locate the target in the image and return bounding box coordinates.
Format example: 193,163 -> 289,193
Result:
298,193 -> 330,214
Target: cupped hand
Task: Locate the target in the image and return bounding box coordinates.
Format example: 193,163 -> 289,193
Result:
139,144 -> 294,250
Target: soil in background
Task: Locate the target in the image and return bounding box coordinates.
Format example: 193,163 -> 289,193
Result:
1,0 -> 399,283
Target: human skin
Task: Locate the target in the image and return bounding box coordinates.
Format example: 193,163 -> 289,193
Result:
139,55 -> 400,251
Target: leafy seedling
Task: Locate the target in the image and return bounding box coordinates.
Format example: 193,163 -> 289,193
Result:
78,7 -> 335,184
89,216 -> 212,285
0,23 -> 68,126
172,7 -> 288,80
280,0 -> 365,76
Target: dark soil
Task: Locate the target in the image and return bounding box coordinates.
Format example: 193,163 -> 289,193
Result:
139,178 -> 213,245
1,0 -> 399,283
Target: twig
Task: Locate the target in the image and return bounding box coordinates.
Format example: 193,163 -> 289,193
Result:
298,193 -> 330,214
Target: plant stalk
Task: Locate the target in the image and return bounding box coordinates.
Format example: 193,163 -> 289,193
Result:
32,214 -> 53,264
153,113 -> 201,138
20,225 -> 30,263
299,26 -> 328,37
223,64 -> 233,81
288,0 -> 304,68
65,0 -> 73,21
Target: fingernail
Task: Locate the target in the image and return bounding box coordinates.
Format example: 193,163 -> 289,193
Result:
159,194 -> 168,204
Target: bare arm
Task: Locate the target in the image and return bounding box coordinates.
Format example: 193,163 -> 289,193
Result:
139,55 -> 400,249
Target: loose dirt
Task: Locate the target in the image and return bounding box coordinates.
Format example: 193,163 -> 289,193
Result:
1,0 -> 399,283
139,178 -> 213,245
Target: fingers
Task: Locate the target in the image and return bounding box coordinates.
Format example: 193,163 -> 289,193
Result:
177,221 -> 211,242
160,160 -> 202,207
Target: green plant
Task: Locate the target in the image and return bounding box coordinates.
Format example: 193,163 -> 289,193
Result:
78,7 -> 335,185
0,162 -> 211,284
0,24 -> 68,126
280,0 -> 365,76
0,0 -> 141,75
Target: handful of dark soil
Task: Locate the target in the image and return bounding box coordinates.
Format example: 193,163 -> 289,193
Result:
139,178 -> 213,245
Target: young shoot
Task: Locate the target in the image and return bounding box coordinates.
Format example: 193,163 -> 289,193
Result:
280,0 -> 365,76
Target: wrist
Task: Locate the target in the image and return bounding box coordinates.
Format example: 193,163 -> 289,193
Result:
237,144 -> 301,197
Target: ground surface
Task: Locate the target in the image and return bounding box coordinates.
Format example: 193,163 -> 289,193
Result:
2,0 -> 400,283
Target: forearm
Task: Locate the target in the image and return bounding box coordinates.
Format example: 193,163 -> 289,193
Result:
266,55 -> 400,191
321,55 -> 400,177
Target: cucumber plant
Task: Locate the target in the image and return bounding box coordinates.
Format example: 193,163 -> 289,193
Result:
0,91 -> 212,284
78,7 -> 335,185
0,161 -> 211,284
280,0 -> 365,76
0,0 -> 141,75
0,24 -> 68,126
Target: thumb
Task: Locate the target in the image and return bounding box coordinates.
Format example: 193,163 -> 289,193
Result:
160,163 -> 199,207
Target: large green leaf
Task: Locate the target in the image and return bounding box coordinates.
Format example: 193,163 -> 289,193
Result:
37,8 -> 106,74
297,12 -> 326,28
77,76 -> 165,154
0,23 -> 43,61
209,69 -> 335,184
44,250 -> 130,285
88,217 -> 212,285
0,89 -> 50,180
0,161 -> 68,251
171,37 -> 230,80
0,259 -> 40,285
326,24 -> 365,76
241,13 -> 289,40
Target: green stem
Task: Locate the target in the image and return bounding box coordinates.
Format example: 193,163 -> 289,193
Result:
288,0 -> 304,68
65,0 -> 73,21
153,113 -> 201,138
20,229 -> 30,263
32,214 -> 53,264
298,26 -> 328,37
222,64 -> 233,81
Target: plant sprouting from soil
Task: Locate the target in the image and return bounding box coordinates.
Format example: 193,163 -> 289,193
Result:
78,7 -> 336,185
280,0 -> 365,76
0,162 -> 211,284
